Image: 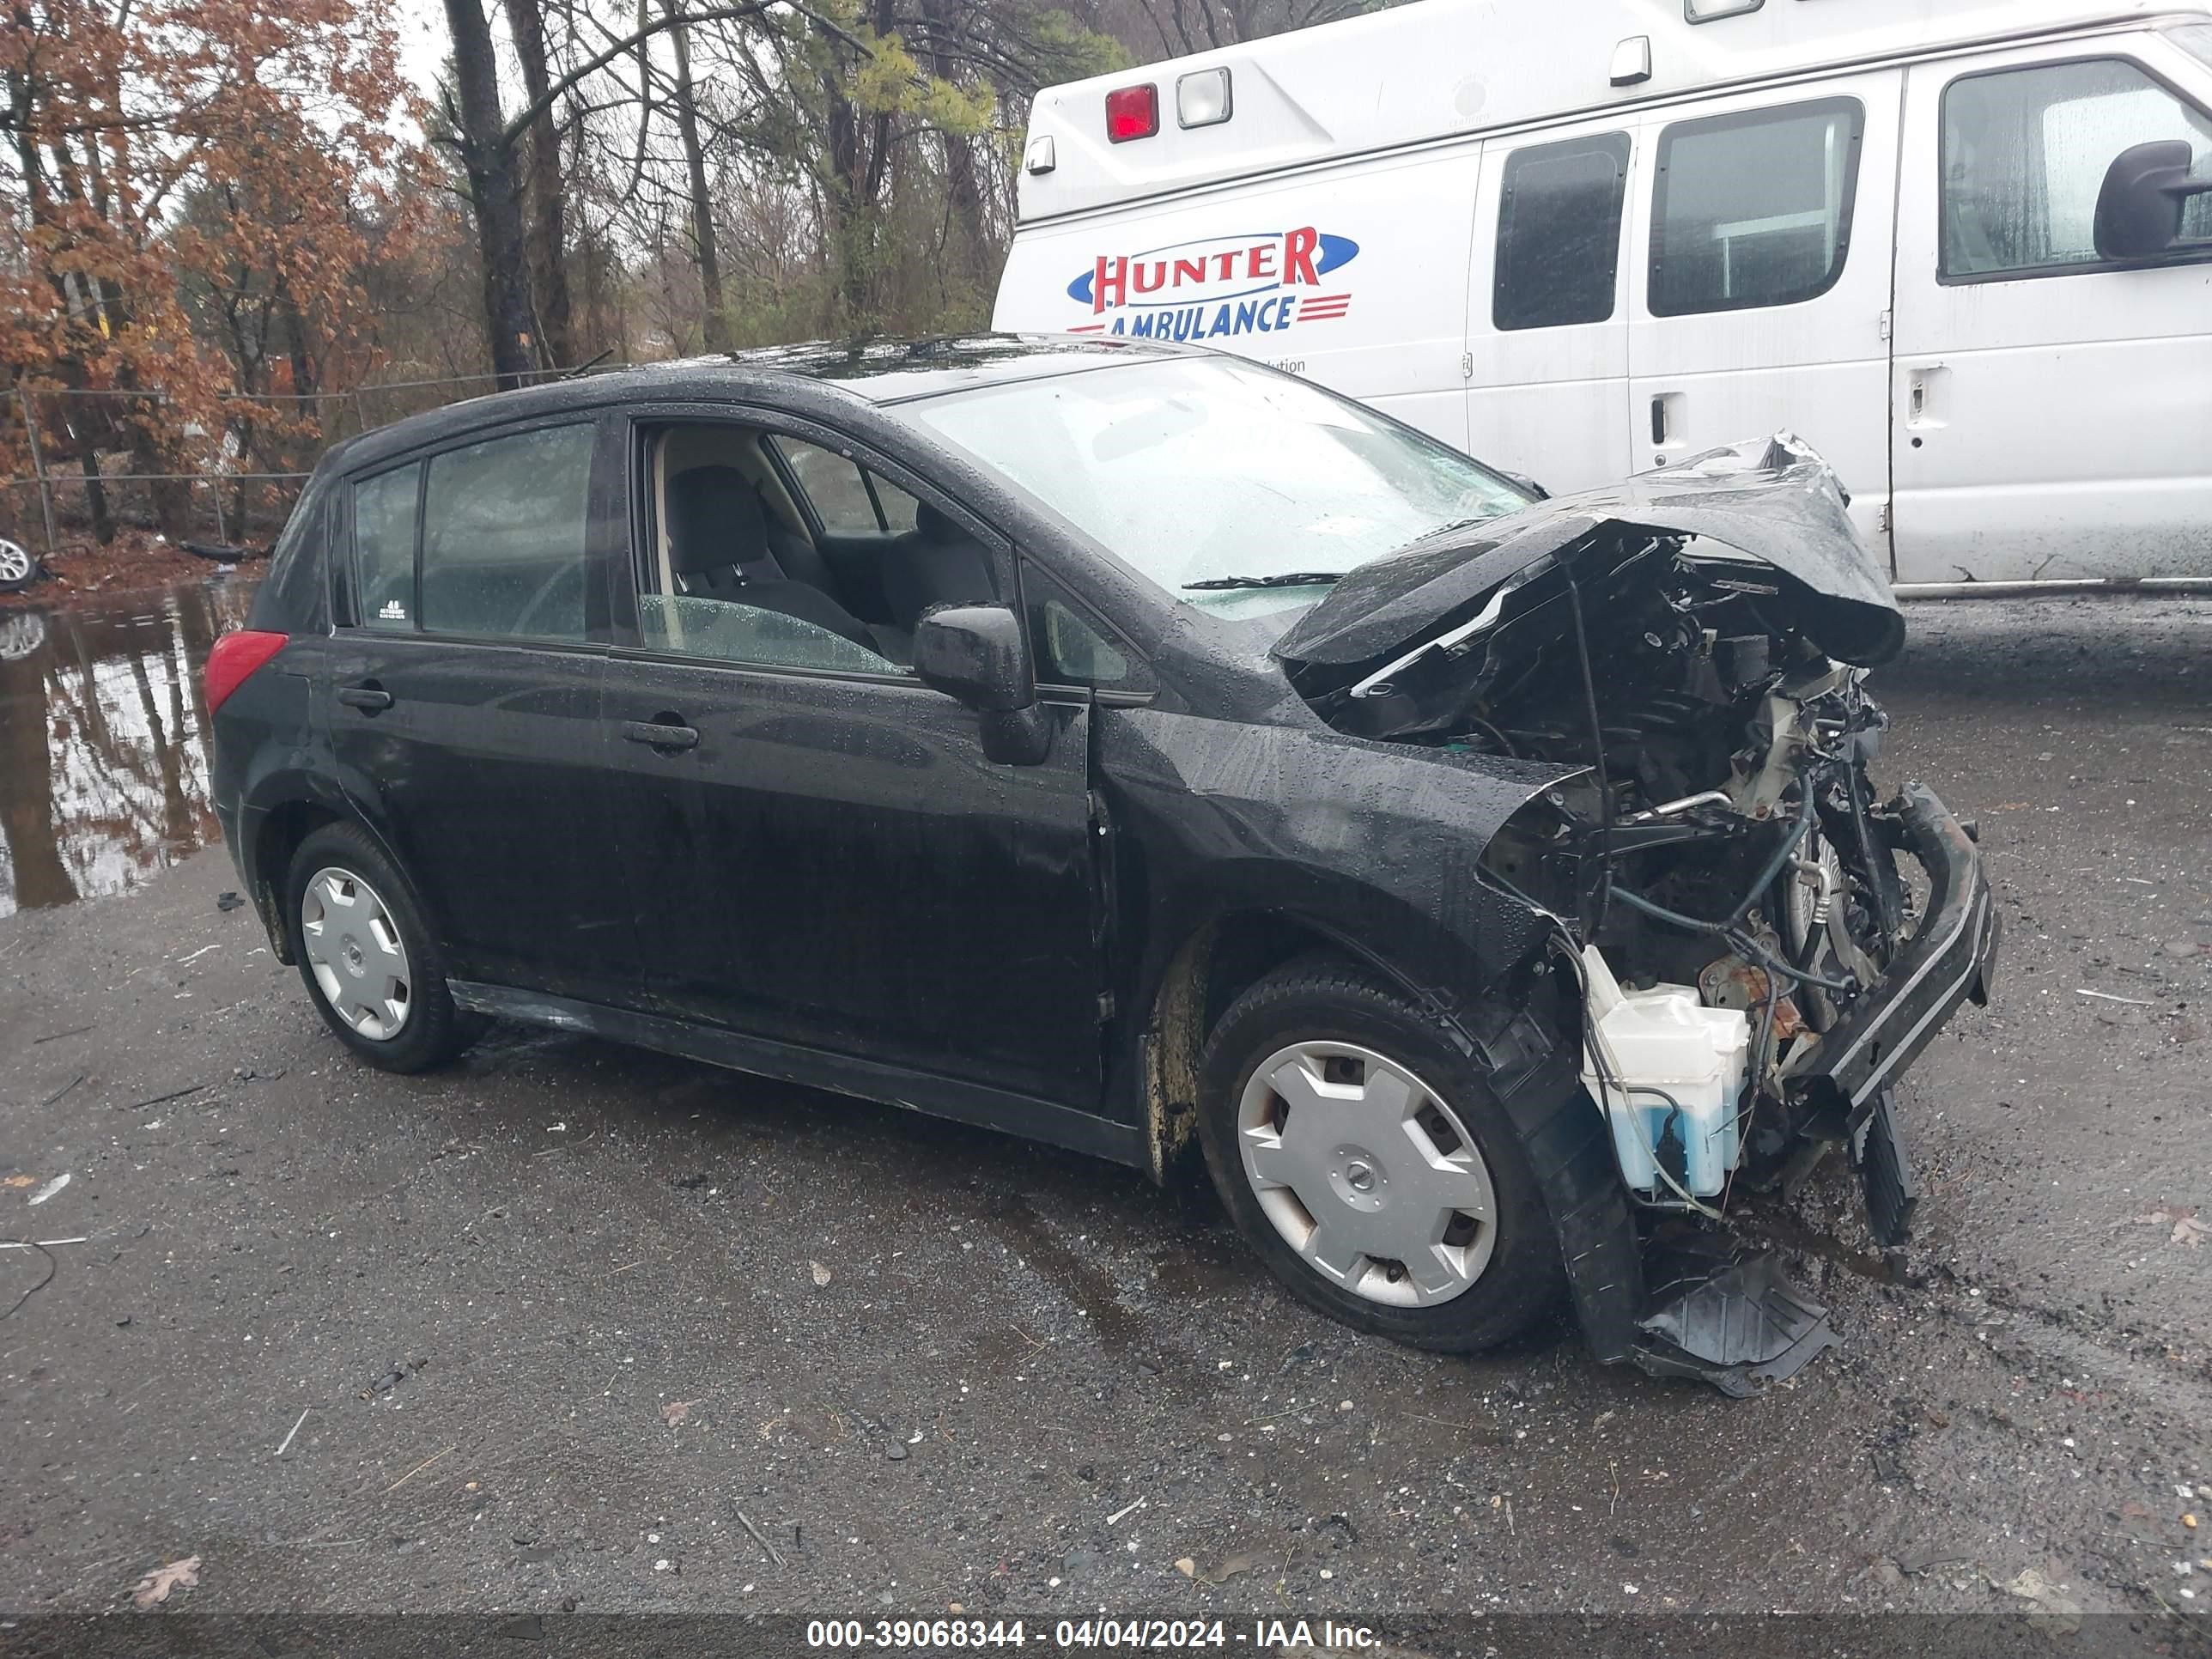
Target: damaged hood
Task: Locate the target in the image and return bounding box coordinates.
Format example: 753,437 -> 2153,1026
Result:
1272,434 -> 1905,674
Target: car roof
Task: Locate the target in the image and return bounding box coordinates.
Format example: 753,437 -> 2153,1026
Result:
323,333 -> 1199,475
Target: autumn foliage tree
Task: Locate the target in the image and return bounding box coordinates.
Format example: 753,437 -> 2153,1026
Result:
1,0 -> 424,541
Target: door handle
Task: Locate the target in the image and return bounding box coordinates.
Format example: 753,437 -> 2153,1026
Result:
622,718 -> 700,752
338,683 -> 393,713
1650,396 -> 1668,447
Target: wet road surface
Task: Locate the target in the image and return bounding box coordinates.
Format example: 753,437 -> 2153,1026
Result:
0,594 -> 2205,1638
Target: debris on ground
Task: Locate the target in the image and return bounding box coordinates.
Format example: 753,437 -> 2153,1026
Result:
659,1399 -> 700,1427
1996,1567 -> 2082,1633
27,1172 -> 70,1206
1175,1551 -> 1260,1586
2135,1205 -> 2208,1249
274,1407 -> 311,1457
216,891 -> 247,913
130,1555 -> 202,1609
733,1507 -> 786,1568
810,1261 -> 832,1288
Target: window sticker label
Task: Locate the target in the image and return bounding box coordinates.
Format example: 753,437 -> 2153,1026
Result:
378,599 -> 407,621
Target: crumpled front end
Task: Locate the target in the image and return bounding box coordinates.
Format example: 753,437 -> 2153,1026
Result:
1273,437 -> 2001,1393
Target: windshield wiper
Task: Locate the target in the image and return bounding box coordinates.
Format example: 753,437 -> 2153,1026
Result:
1397,516 -> 1494,548
1182,572 -> 1346,591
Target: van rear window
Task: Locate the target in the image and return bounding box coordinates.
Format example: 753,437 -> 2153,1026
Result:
1493,131 -> 1632,331
1649,98 -> 1864,316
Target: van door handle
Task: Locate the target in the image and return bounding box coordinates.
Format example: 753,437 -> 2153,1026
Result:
1650,396 -> 1669,446
337,683 -> 393,713
622,718 -> 700,752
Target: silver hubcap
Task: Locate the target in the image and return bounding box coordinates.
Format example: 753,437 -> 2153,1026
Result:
0,538 -> 31,583
1237,1041 -> 1498,1308
301,866 -> 412,1040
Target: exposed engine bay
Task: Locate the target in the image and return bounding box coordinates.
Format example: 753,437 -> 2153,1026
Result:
1272,438 -> 2001,1390
1304,530 -> 1911,1203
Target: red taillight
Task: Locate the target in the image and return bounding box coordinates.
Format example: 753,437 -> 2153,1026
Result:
1105,83 -> 1159,143
203,629 -> 289,714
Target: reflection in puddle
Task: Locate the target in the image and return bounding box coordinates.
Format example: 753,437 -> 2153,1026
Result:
0,581 -> 258,916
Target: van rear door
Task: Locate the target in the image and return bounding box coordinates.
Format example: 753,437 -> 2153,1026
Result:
992,144 -> 1483,449
1889,34 -> 2212,583
1464,121 -> 1637,495
1626,71 -> 1905,557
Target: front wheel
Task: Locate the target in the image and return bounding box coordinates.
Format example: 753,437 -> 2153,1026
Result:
283,822 -> 480,1073
1195,957 -> 1565,1353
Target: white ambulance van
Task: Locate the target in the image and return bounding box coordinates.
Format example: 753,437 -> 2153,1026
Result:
994,0 -> 2212,587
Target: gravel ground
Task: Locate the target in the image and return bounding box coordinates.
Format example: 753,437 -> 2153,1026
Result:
0,596 -> 2206,1649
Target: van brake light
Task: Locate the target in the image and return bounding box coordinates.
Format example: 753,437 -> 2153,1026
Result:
204,629 -> 289,714
1105,84 -> 1158,143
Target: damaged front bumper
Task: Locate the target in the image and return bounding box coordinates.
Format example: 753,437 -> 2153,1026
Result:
1796,783 -> 2000,1123
1502,783 -> 2000,1395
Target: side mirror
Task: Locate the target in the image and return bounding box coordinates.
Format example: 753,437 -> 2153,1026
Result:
913,604 -> 1054,766
2094,139 -> 2212,262
1500,471 -> 1549,501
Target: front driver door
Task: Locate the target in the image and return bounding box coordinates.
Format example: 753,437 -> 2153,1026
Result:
600,413 -> 1105,1115
1889,40 -> 2212,582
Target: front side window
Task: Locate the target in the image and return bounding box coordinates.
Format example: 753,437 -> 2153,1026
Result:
902,357 -> 1530,633
352,463 -> 420,630
419,422 -> 598,641
1942,58 -> 2212,279
1494,131 -> 1632,331
1650,98 -> 1864,316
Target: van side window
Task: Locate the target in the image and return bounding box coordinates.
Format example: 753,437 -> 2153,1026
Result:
1941,58 -> 2212,280
419,423 -> 598,641
352,464 -> 421,630
1650,99 -> 1864,316
1494,132 -> 1631,331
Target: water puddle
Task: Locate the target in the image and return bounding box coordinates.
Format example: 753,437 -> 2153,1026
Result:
0,580 -> 258,917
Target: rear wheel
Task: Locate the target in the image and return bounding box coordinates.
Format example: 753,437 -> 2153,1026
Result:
1195,956 -> 1565,1352
284,823 -> 479,1073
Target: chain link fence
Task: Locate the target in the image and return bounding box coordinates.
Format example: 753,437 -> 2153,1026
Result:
3,363 -> 617,556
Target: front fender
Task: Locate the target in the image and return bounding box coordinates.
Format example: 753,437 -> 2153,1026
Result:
1099,706 -> 1579,1025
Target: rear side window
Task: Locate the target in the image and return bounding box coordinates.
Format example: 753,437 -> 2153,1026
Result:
1941,58 -> 2212,279
419,423 -> 598,641
1494,131 -> 1632,331
1650,98 -> 1865,315
352,464 -> 421,630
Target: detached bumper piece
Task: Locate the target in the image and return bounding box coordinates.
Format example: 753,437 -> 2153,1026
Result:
1852,1087 -> 1919,1248
1636,1241 -> 1838,1399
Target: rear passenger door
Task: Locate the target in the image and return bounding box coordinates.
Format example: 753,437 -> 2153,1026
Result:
327,417 -> 638,1000
1627,74 -> 1904,555
1465,122 -> 1637,494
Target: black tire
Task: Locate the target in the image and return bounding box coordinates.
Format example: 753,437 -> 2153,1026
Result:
283,821 -> 480,1073
1195,954 -> 1566,1352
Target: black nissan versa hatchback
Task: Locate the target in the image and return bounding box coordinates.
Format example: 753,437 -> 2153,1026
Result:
207,336 -> 1998,1391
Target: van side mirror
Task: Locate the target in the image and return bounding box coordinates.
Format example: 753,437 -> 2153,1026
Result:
2094,139 -> 2212,262
913,605 -> 1054,766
